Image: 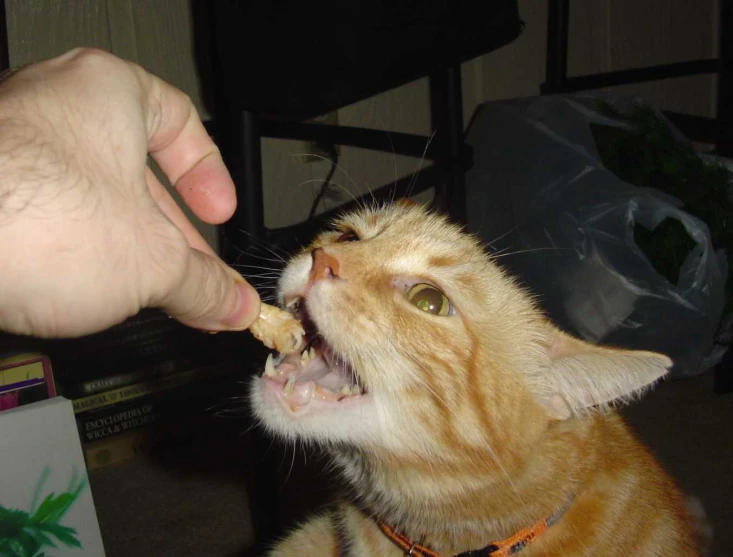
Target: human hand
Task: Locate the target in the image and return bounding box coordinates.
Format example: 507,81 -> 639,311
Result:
0,48 -> 260,338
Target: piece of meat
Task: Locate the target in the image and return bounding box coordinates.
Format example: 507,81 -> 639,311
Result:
249,302 -> 304,354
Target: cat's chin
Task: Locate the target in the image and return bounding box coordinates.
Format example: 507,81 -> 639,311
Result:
250,346 -> 375,444
251,373 -> 377,446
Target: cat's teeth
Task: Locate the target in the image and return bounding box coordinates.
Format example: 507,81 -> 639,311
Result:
299,346 -> 317,366
339,385 -> 351,395
285,377 -> 296,395
264,353 -> 276,377
351,385 -> 361,396
291,330 -> 303,352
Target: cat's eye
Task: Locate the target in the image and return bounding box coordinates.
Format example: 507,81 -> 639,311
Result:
336,230 -> 359,243
406,283 -> 452,316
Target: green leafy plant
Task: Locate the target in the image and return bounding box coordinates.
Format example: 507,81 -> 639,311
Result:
591,101 -> 733,314
0,468 -> 86,557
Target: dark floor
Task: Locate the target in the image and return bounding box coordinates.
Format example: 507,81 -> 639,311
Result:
90,372 -> 732,557
89,417 -> 257,557
621,373 -> 733,556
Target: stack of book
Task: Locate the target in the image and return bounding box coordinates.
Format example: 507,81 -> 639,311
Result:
42,309 -> 263,470
67,358 -> 238,469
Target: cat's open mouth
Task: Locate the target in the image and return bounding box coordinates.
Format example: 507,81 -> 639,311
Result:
260,298 -> 366,413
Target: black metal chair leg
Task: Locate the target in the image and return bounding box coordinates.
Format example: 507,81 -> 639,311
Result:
214,109 -> 281,550
716,0 -> 733,157
542,0 -> 569,95
220,110 -> 266,265
238,111 -> 266,241
429,65 -> 467,225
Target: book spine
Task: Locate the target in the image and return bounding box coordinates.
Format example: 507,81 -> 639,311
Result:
71,362 -> 232,414
59,360 -> 187,399
77,398 -> 167,443
83,423 -> 183,470
75,371 -> 234,444
84,426 -> 157,470
83,416 -> 202,470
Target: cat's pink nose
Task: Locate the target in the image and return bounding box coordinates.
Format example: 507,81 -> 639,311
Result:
309,248 -> 340,283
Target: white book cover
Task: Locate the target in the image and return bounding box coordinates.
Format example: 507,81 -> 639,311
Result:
0,397 -> 106,556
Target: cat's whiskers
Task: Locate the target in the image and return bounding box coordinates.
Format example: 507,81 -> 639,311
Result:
253,290 -> 279,301
240,278 -> 281,286
232,258 -> 284,297
484,223 -> 524,252
293,152 -> 374,215
227,230 -> 291,269
233,263 -> 283,272
237,279 -> 280,293
285,439 -> 298,485
241,242 -> 289,265
326,181 -> 371,215
296,176 -> 368,213
490,247 -> 568,259
234,227 -> 291,254
252,282 -> 280,288
293,152 -> 360,191
242,253 -> 288,266
405,128 -> 437,200
237,275 -> 281,283
298,439 -> 306,467
228,238 -> 291,308
370,114 -> 399,207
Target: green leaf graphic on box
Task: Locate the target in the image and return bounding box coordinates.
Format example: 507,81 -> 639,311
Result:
36,523 -> 81,548
0,467 -> 86,556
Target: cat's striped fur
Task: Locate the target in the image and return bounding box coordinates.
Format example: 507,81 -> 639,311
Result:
251,203 -> 700,556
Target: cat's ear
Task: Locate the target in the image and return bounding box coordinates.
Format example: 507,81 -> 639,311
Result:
537,327 -> 672,420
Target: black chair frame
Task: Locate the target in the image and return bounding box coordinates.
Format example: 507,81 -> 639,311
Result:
212,65 -> 473,266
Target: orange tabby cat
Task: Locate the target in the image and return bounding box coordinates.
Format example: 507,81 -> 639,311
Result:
250,202 -> 699,556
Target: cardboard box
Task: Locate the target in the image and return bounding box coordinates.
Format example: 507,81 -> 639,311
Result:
0,397 -> 106,556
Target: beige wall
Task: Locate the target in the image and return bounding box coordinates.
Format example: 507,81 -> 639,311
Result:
5,0 -> 217,248
269,0 -> 718,228
5,0 -> 720,240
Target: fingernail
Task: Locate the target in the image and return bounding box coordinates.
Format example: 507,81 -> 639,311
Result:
221,280 -> 261,330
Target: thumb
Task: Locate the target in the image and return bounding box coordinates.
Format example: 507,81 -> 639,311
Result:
157,248 -> 261,332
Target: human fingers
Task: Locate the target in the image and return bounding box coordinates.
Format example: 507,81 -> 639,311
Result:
153,245 -> 261,332
134,64 -> 237,225
145,166 -> 217,257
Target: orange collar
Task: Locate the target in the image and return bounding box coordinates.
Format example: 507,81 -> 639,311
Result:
375,496 -> 574,557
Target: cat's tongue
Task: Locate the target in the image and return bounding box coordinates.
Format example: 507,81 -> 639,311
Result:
273,348 -> 330,381
262,343 -> 363,412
